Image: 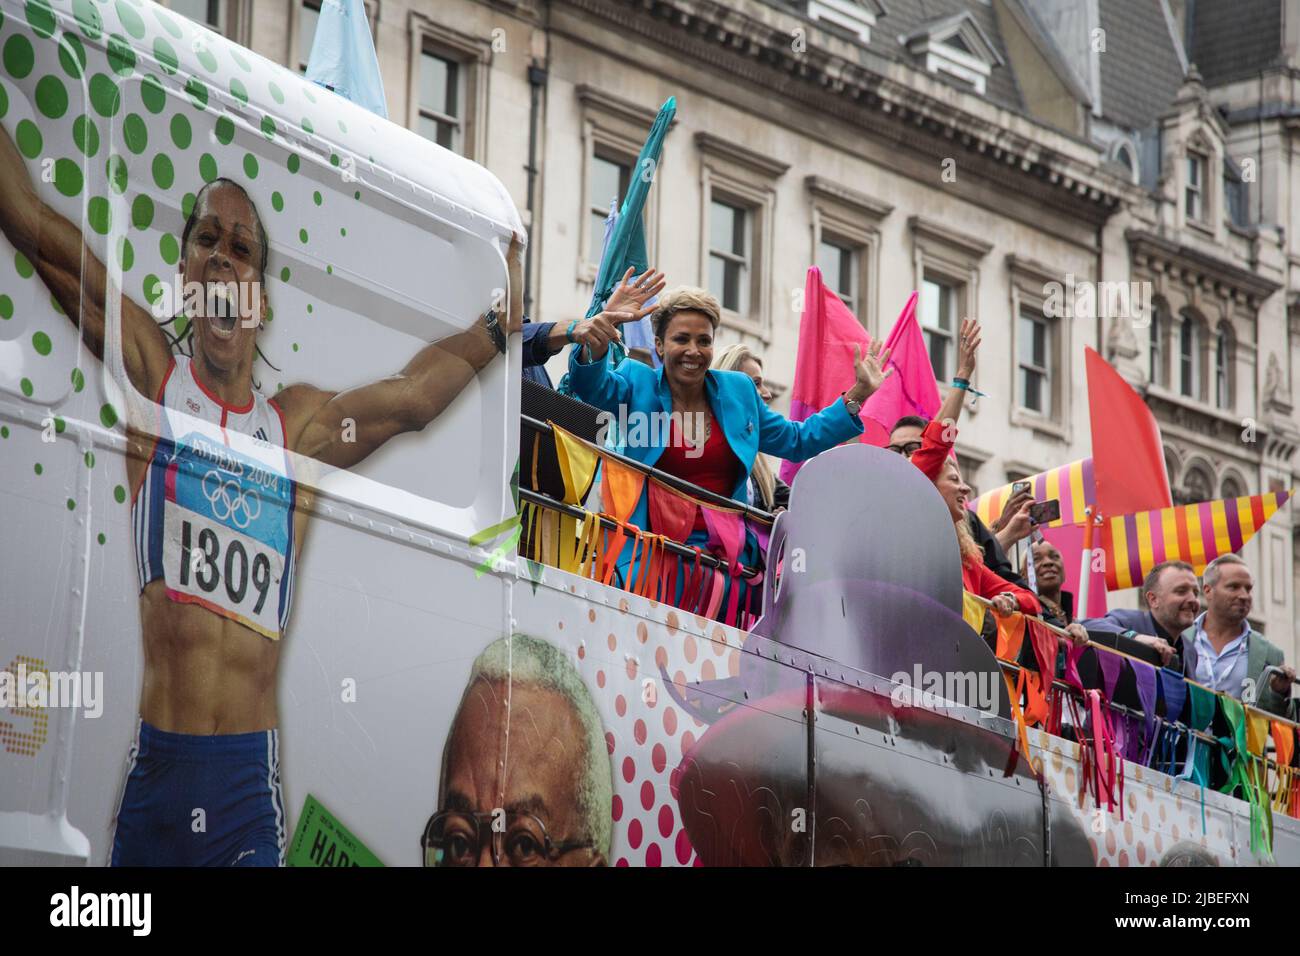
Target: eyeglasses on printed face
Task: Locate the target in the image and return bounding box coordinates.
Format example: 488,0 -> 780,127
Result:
886,440 -> 922,458
420,809 -> 597,867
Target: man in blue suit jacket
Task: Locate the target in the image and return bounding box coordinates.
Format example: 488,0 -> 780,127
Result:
1079,560 -> 1199,665
567,284 -> 887,581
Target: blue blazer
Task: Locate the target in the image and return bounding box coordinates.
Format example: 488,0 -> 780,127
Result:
567,346 -> 863,545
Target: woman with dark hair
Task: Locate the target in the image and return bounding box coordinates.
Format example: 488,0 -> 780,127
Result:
568,279 -> 890,588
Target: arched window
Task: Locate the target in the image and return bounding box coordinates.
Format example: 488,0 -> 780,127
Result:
1179,312 -> 1199,399
1215,325 -> 1232,409
1221,474 -> 1246,500
1183,465 -> 1213,505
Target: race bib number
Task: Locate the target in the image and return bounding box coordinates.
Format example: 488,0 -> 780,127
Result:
161,431 -> 291,639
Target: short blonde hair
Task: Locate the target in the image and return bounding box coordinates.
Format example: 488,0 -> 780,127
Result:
652,287 -> 721,339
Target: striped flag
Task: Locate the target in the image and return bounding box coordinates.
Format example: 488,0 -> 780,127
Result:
971,458 -> 1096,530
1103,490 -> 1293,590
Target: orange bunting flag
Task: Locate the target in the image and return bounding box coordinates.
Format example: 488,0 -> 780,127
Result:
1102,490 -> 1293,591
600,456 -> 646,525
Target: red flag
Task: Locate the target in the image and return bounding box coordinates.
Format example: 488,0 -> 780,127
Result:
1085,347 -> 1172,518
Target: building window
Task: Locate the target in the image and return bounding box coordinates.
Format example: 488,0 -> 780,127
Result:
920,276 -> 958,381
1185,152 -> 1206,223
817,237 -> 857,312
1149,305 -> 1164,386
708,199 -> 751,315
1018,309 -> 1052,417
168,0 -> 223,30
1178,313 -> 1199,398
806,177 -> 891,332
406,15 -> 491,162
417,50 -> 462,150
1215,325 -> 1232,409
588,153 -> 630,265
297,0 -> 320,72
1221,475 -> 1246,500
1182,465 -> 1213,505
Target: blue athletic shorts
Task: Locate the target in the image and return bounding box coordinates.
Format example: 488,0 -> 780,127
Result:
110,720 -> 286,867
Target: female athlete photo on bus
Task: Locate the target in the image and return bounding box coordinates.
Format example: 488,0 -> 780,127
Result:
0,116 -> 523,866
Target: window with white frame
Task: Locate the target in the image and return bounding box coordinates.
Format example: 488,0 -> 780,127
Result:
920,276 -> 958,381
818,237 -> 857,312
1215,325 -> 1232,409
406,15 -> 490,162
807,176 -> 890,332
417,49 -> 462,150
1018,308 -> 1052,417
709,198 -> 751,315
697,133 -> 786,336
1178,312 -> 1199,398
1186,151 -> 1207,223
588,153 -> 630,265
1149,304 -> 1164,386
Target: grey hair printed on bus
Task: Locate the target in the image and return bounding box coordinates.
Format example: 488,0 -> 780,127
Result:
443,634 -> 613,857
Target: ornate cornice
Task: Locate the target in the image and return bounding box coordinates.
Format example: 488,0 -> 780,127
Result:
695,131 -> 790,178
1127,229 -> 1281,309
909,215 -> 993,260
805,175 -> 894,220
576,85 -> 676,130
553,0 -> 1135,225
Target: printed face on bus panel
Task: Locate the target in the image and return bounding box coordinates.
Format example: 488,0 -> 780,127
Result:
436,678 -> 605,867
184,182 -> 268,375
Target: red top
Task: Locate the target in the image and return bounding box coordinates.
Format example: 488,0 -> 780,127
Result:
910,418 -> 953,482
658,412 -> 740,533
963,559 -> 1042,615
912,418 -> 1041,614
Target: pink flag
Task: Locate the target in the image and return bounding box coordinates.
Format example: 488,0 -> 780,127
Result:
860,291 -> 940,446
780,272 -> 939,483
779,268 -> 872,484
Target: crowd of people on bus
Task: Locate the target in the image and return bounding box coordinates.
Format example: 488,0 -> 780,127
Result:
520,270 -> 1298,720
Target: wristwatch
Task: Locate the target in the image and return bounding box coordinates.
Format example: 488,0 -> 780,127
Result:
842,393 -> 862,417
483,309 -> 507,354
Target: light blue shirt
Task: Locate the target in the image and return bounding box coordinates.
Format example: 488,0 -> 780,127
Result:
1192,612 -> 1252,698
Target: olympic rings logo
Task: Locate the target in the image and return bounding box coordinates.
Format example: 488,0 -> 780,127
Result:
201,469 -> 262,529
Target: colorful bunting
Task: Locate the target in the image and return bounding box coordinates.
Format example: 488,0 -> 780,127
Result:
1103,490 -> 1293,590
972,458 -> 1096,530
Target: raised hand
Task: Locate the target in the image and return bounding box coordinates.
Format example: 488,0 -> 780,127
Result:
955,317 -> 981,379
604,267 -> 666,323
852,340 -> 893,398
576,310 -> 636,361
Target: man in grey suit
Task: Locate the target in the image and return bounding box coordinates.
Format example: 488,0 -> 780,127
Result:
1181,554 -> 1294,717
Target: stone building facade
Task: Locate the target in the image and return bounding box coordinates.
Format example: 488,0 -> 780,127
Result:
181,0 -> 1299,642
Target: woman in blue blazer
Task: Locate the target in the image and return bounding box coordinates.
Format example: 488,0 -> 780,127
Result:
568,282 -> 891,600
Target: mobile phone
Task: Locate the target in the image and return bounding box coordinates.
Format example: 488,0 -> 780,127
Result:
1011,480 -> 1031,497
1028,499 -> 1061,525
